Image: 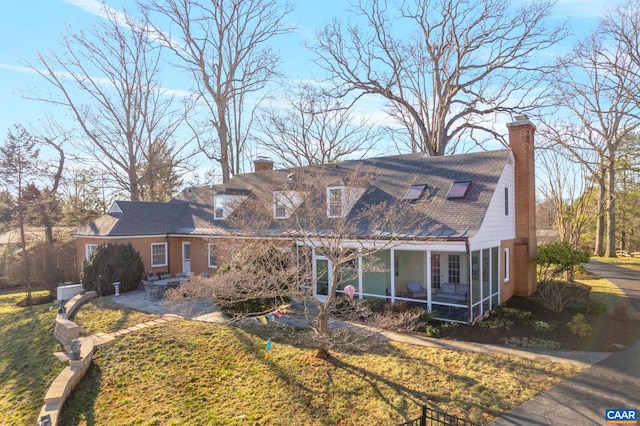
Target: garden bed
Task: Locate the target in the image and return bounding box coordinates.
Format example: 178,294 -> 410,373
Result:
438,296 -> 640,352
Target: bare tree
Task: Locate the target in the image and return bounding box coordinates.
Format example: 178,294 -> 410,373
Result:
256,83 -> 380,167
311,0 -> 566,156
27,5 -> 190,201
542,23 -> 640,257
142,0 -> 294,182
184,166 -> 427,358
536,145 -> 596,249
602,0 -> 640,111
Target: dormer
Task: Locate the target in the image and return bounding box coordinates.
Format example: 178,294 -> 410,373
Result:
273,190 -> 303,219
326,183 -> 365,218
213,189 -> 249,220
108,201 -> 123,215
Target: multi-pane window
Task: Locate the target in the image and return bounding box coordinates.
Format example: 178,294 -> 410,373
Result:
214,195 -> 225,219
85,244 -> 99,260
208,243 -> 217,268
151,243 -> 167,267
431,253 -> 441,288
274,192 -> 287,219
328,187 -> 343,217
448,254 -> 461,283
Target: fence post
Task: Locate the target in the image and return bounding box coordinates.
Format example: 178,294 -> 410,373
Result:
421,405 -> 426,426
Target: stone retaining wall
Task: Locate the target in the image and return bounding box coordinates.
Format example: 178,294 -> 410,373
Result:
38,291 -> 97,426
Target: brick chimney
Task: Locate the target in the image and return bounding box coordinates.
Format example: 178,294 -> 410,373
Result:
254,156 -> 274,172
506,115 -> 537,296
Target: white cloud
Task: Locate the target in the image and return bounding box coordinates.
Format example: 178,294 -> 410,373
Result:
63,0 -> 118,19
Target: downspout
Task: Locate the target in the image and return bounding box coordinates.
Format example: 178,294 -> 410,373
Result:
166,234 -> 170,275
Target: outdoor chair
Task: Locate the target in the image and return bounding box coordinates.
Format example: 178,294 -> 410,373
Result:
407,282 -> 427,299
142,280 -> 161,300
159,273 -> 171,280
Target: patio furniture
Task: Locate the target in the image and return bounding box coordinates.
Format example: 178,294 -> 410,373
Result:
159,273 -> 171,280
142,280 -> 161,300
407,282 -> 427,299
433,283 -> 468,303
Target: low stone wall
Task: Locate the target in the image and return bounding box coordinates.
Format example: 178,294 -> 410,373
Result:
38,291 -> 97,426
37,336 -> 94,425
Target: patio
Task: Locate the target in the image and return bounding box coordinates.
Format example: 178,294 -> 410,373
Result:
109,288 -> 224,322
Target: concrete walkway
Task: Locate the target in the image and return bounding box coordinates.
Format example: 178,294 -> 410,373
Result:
490,261 -> 640,426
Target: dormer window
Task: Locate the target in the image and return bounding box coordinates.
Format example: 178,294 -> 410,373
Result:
214,195 -> 226,219
273,190 -> 303,219
214,193 -> 247,219
275,194 -> 286,218
327,187 -> 344,217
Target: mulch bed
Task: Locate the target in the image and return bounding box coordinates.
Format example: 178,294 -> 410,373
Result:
438,296 -> 640,352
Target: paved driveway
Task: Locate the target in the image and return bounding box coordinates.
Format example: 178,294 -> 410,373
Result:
491,260 -> 640,426
583,260 -> 640,311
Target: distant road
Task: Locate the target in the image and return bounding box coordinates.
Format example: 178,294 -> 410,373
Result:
583,260 -> 640,312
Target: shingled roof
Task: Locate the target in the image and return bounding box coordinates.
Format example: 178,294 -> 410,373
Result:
75,149 -> 513,240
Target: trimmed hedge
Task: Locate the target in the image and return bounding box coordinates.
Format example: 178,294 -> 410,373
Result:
81,243 -> 144,295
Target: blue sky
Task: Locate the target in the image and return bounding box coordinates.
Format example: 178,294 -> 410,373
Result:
0,0 -> 611,148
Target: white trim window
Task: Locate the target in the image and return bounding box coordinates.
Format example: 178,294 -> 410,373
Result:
504,247 -> 510,283
151,243 -> 168,267
208,243 -> 218,268
214,195 -> 226,219
327,187 -> 344,217
274,191 -> 287,219
85,244 -> 99,260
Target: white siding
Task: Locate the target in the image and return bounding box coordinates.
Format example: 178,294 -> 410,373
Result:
469,157 -> 515,248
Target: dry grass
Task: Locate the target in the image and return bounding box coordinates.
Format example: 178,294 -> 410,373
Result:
59,319 -> 584,425
72,297 -> 163,335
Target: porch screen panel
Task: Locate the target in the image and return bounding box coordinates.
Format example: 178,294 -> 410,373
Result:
482,249 -> 491,302
491,247 -> 499,307
471,251 -> 481,305
361,251 -> 390,297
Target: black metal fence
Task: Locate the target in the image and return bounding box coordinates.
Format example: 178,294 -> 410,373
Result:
397,405 -> 480,426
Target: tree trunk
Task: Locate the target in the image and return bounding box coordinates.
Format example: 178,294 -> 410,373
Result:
604,163 -> 617,257
594,178 -> 605,257
17,198 -> 31,302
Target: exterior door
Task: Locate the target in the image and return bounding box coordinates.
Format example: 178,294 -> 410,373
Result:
314,256 -> 331,300
182,242 -> 191,274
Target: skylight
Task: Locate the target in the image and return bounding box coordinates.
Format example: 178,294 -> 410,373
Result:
403,184 -> 427,200
447,181 -> 471,199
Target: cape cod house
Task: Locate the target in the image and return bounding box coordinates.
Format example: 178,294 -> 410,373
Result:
73,116 -> 537,323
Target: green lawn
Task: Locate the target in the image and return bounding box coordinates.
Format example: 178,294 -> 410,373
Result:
0,291 -> 63,425
0,291 -> 590,425
59,320 -> 583,425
